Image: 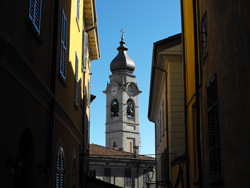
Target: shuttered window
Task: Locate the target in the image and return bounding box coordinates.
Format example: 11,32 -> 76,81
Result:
207,76 -> 221,177
29,0 -> 42,34
60,9 -> 68,80
83,32 -> 88,72
56,147 -> 64,188
124,169 -> 132,187
76,0 -> 80,21
75,51 -> 79,107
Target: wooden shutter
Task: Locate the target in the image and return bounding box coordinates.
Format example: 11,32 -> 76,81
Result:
29,0 -> 42,34
75,52 -> 79,106
83,32 -> 88,72
56,147 -> 64,188
207,76 -> 221,177
60,9 -> 67,80
76,0 -> 80,21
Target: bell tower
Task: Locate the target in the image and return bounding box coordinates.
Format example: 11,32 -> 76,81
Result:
103,32 -> 141,153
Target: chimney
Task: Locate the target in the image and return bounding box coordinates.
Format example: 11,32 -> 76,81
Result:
133,146 -> 139,158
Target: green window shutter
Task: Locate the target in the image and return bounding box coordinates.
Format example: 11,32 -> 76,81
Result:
207,76 -> 221,177
75,51 -> 79,106
56,147 -> 64,188
83,32 -> 88,72
60,9 -> 68,80
76,0 -> 80,21
29,0 -> 42,34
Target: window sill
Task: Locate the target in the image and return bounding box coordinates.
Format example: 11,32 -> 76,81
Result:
59,73 -> 67,88
74,102 -> 79,111
26,17 -> 42,45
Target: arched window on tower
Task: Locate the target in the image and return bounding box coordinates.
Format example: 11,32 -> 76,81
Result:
126,99 -> 134,118
111,99 -> 119,117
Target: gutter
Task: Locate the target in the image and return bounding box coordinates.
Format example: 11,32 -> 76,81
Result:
180,0 -> 190,187
47,0 -> 59,173
193,0 -> 203,187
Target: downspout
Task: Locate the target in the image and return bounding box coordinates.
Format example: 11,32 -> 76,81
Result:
180,0 -> 190,188
137,160 -> 139,188
48,0 -> 59,171
193,0 -> 203,187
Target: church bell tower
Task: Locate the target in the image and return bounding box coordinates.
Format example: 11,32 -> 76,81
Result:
103,32 -> 141,153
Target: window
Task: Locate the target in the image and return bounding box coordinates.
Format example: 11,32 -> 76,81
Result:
60,9 -> 68,80
82,32 -> 88,72
126,99 -> 134,118
29,0 -> 42,34
124,169 -> 132,188
56,147 -> 64,188
76,0 -> 80,21
126,138 -> 134,153
143,170 -> 149,188
72,157 -> 77,188
87,80 -> 90,106
201,11 -> 208,63
75,51 -> 79,107
111,99 -> 119,117
207,76 -> 221,177
104,168 -> 111,183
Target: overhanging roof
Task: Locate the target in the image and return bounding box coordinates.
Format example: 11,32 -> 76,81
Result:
84,0 -> 100,60
148,33 -> 182,122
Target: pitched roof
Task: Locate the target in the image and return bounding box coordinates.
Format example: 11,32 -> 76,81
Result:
89,144 -> 155,160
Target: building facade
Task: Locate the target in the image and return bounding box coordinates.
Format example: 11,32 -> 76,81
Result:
89,144 -> 155,188
180,0 -> 250,188
103,35 -> 141,153
148,34 -> 185,188
0,0 -> 100,187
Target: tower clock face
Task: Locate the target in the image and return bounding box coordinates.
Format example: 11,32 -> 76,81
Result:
128,84 -> 137,96
109,85 -> 118,96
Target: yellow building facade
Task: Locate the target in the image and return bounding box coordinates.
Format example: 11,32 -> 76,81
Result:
181,1 -> 250,187
181,1 -> 201,187
0,0 -> 99,187
148,34 -> 185,188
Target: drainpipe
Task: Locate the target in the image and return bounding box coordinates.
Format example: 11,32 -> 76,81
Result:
193,0 -> 203,187
180,0 -> 190,187
48,0 -> 59,171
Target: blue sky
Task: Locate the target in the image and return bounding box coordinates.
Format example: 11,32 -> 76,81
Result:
90,0 -> 181,156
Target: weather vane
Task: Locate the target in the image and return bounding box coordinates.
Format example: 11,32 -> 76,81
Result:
120,29 -> 124,40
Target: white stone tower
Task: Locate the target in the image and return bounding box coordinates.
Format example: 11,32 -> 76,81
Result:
103,33 -> 141,153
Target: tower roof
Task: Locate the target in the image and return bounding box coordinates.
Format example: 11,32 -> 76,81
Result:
110,34 -> 135,73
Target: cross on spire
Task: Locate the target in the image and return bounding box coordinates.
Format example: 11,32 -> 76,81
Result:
120,29 -> 124,40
